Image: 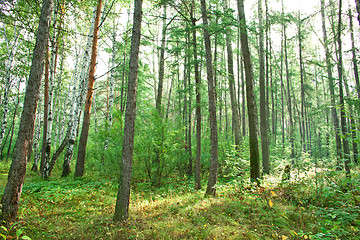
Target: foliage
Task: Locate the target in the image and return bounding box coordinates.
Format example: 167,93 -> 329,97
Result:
1,165 -> 357,239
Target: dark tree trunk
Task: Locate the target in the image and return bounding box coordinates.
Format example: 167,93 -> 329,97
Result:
200,0 -> 218,196
321,0 -> 342,165
155,5 -> 167,112
355,0 -> 360,25
258,0 -> 270,174
336,0 -> 351,175
349,7 -> 360,99
224,0 -> 241,147
113,0 -> 142,221
75,0 -> 102,178
40,43 -> 50,174
238,0 -> 260,183
191,8 -> 202,189
0,0 -> 53,221
283,8 -> 294,159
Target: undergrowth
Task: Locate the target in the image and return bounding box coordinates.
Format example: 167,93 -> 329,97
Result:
0,164 -> 359,239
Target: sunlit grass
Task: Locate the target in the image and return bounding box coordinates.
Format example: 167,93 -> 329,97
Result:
0,164 -> 359,239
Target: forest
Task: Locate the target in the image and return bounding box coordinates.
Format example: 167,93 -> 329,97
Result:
0,0 -> 360,238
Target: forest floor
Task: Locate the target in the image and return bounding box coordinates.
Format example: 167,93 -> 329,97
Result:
0,164 -> 359,240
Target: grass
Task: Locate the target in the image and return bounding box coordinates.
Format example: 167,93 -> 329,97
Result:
0,163 -> 359,239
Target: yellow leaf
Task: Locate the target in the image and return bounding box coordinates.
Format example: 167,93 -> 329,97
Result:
269,200 -> 274,208
304,235 -> 308,239
281,235 -> 288,240
271,191 -> 276,196
291,230 -> 298,236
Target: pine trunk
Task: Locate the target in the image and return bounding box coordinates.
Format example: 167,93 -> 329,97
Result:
238,0 -> 260,183
62,8 -> 97,177
337,0 -> 351,175
320,0 -> 342,164
113,0 -> 142,221
258,0 -> 270,174
201,0 -> 219,196
75,0 -> 103,178
191,9 -> 202,189
0,0 -> 53,221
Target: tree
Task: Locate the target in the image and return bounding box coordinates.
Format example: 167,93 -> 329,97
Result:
200,0 -> 219,196
320,0 -> 342,165
113,0 -> 143,221
336,0 -> 351,175
191,0 -> 202,190
355,0 -> 360,25
258,0 -> 270,174
75,0 -> 103,178
0,0 -> 53,221
238,0 -> 260,183
61,8 -> 97,177
223,0 -> 242,148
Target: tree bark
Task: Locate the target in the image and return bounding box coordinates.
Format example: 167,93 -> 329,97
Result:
238,0 -> 260,183
224,1 -> 242,148
282,2 -> 294,159
75,0 -> 103,178
0,0 -> 53,221
40,43 -> 50,173
336,0 -> 351,175
191,1 -> 201,190
113,0 -> 142,221
200,0 -> 218,196
155,5 -> 167,113
320,0 -> 342,165
349,7 -> 360,99
355,0 -> 360,25
258,0 -> 270,174
43,4 -> 59,179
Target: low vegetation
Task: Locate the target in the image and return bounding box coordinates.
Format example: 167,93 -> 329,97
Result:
0,161 -> 359,240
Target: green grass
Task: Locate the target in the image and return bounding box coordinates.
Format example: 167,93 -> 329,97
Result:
0,165 -> 359,239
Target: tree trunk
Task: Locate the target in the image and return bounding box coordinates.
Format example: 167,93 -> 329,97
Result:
336,0 -> 351,175
320,0 -> 342,165
238,0 -> 260,183
0,26 -> 20,158
191,5 -> 202,189
40,43 -> 50,173
298,12 -> 306,153
113,0 -> 142,221
355,0 -> 360,25
74,0 -> 103,178
200,0 -> 218,196
155,5 -> 167,113
258,0 -> 270,174
61,8 -> 96,177
0,0 -> 53,221
349,7 -> 360,99
43,4 -> 59,179
283,5 -> 295,159
223,0 -> 241,148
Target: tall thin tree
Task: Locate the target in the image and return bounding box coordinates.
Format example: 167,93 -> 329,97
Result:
113,0 -> 143,221
238,0 -> 261,183
0,0 -> 53,221
200,0 -> 219,196
75,0 -> 103,177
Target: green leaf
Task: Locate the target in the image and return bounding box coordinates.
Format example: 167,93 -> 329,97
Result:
0,233 -> 6,240
21,236 -> 32,240
16,228 -> 23,237
0,226 -> 7,232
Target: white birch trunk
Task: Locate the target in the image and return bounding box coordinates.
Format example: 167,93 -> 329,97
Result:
104,30 -> 116,152
43,3 -> 58,179
62,8 -> 96,177
0,26 -> 20,152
